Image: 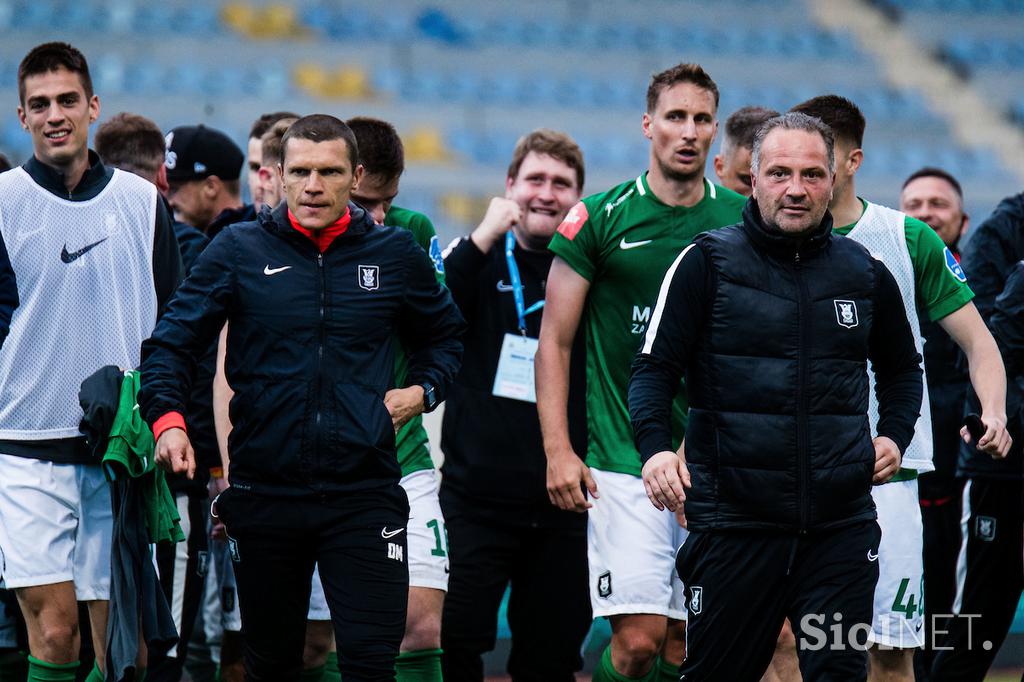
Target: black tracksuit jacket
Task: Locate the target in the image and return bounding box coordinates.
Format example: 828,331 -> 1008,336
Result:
140,202 -> 465,497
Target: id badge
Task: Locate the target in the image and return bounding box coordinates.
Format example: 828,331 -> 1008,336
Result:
492,333 -> 539,403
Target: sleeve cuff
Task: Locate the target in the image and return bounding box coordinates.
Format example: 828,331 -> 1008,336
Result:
153,411 -> 187,442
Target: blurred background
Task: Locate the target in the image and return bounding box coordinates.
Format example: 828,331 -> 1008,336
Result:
1,0 -> 1022,677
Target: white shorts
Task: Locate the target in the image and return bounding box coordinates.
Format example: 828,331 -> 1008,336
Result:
401,469 -> 449,591
308,565 -> 330,621
0,454 -> 112,600
588,468 -> 687,620
869,478 -> 924,648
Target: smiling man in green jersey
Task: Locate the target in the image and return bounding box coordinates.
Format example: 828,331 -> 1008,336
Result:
790,95 -> 1010,682
536,63 -> 745,682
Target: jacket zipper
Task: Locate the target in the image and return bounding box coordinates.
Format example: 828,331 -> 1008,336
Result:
314,251 -> 326,489
794,250 -> 810,532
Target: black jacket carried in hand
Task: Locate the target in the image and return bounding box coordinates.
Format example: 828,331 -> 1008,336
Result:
630,200 -> 923,532
139,202 -> 466,497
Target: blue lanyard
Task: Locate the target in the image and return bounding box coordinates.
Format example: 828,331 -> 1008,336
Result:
505,231 -> 545,335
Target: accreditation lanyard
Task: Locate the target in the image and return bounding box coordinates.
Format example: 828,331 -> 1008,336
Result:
505,231 -> 545,335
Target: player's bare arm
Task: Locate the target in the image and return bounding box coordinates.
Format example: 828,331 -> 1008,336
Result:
536,256 -> 596,512
938,302 -> 1012,457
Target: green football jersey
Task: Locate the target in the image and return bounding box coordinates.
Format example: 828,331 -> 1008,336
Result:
385,205 -> 446,475
835,199 -> 974,322
548,173 -> 746,476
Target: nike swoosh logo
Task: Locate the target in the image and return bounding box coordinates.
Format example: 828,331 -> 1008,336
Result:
264,265 -> 292,276
61,238 -> 108,263
619,237 -> 652,250
867,549 -> 879,562
381,527 -> 405,539
496,280 -> 514,292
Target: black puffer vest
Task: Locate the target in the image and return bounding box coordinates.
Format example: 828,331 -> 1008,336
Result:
685,202 -> 882,532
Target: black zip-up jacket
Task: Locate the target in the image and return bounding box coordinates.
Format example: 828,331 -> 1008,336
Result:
440,236 -> 587,528
957,260 -> 1024,480
957,193 -> 1024,479
140,202 -> 465,496
630,201 -> 923,532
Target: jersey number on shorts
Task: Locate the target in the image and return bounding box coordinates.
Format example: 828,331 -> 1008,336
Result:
891,578 -> 922,619
426,518 -> 449,557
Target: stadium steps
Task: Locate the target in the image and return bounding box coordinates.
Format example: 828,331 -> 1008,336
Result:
809,0 -> 1024,185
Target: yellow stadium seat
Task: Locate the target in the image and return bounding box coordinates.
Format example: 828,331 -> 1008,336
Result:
405,127 -> 450,163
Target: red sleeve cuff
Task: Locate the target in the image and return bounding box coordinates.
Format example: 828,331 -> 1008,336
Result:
153,411 -> 187,442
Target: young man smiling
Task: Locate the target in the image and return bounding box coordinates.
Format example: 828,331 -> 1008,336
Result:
140,114 -> 464,681
0,42 -> 181,682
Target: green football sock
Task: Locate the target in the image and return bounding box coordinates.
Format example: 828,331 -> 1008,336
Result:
394,648 -> 443,681
25,656 -> 78,682
592,645 -> 659,682
83,660 -> 104,682
323,651 -> 342,682
0,649 -> 27,682
300,663 -> 326,681
657,656 -> 681,682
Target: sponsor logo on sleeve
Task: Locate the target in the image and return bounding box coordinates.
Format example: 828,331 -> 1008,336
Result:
429,235 -> 445,275
945,247 -> 967,283
556,202 -> 588,241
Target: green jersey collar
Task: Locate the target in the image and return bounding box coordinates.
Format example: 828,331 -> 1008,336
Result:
636,172 -> 715,209
835,197 -> 870,235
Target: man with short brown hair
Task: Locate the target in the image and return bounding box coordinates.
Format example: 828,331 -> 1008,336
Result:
440,128 -> 590,681
141,114 -> 465,681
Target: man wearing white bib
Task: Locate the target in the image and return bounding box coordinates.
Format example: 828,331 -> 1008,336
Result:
791,95 -> 1011,682
0,42 -> 181,682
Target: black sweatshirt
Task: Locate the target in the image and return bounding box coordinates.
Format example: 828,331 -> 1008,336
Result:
440,236 -> 586,527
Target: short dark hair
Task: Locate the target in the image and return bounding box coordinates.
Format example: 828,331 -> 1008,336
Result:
751,112 -> 835,176
346,117 -> 405,183
94,112 -> 166,179
260,117 -> 297,168
18,42 -> 93,104
790,94 -> 866,148
723,106 -> 780,152
0,153 -> 11,173
902,166 -> 963,200
249,111 -> 300,141
507,129 -> 585,191
280,114 -> 358,168
646,63 -> 719,114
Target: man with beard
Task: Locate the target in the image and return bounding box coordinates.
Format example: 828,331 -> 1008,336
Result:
439,129 -> 590,681
537,64 -> 745,682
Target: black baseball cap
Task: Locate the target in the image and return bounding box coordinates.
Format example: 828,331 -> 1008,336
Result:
164,124 -> 244,183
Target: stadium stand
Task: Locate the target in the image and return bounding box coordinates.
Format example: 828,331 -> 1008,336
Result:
0,0 -> 1018,245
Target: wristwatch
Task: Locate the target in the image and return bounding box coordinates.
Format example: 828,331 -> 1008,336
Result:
420,382 -> 438,413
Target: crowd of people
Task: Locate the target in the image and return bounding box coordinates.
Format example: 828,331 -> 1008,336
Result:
0,38 -> 1021,682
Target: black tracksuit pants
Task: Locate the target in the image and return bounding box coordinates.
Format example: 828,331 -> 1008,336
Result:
440,505 -> 591,682
214,485 -> 409,682
149,492 -> 210,682
930,478 -> 1023,682
676,520 -> 881,682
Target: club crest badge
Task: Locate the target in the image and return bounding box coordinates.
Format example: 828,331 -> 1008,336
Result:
597,571 -> 612,598
834,300 -> 859,329
690,586 -> 703,615
358,264 -> 380,291
976,515 -> 997,542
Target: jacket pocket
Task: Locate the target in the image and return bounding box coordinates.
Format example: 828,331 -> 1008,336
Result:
329,382 -> 396,457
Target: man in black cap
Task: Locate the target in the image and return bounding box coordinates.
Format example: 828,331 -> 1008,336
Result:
164,124 -> 251,237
